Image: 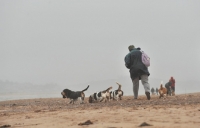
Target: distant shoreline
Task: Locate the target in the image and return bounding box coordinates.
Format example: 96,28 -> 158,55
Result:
1,92 -> 200,102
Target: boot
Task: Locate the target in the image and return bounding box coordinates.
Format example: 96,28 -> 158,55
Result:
145,92 -> 151,100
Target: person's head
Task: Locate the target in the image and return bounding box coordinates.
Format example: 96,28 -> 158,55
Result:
128,45 -> 135,51
171,76 -> 173,79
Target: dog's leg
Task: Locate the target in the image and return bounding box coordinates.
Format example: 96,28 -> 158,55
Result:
80,97 -> 85,104
82,96 -> 85,101
119,95 -> 122,100
106,96 -> 110,102
116,95 -> 119,101
107,96 -> 110,102
69,99 -> 73,104
79,97 -> 82,104
104,99 -> 106,103
82,97 -> 84,104
114,94 -> 119,101
100,97 -> 104,102
73,99 -> 78,104
163,94 -> 167,99
112,93 -> 115,101
99,98 -> 103,102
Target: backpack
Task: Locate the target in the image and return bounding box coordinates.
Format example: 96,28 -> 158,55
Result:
141,51 -> 150,67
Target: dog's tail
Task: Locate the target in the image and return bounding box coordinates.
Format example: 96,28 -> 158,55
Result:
82,85 -> 90,92
102,86 -> 112,93
106,86 -> 112,92
116,82 -> 122,90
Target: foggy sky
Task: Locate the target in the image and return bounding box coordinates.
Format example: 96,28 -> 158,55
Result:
1,0 -> 200,87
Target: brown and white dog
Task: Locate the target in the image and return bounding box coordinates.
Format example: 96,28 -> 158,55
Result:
110,82 -> 124,101
89,87 -> 112,103
158,82 -> 167,98
61,85 -> 89,104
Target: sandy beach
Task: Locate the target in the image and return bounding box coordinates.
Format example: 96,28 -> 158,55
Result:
0,93 -> 200,128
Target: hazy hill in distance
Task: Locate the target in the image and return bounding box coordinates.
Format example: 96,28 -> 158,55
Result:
0,77 -> 199,101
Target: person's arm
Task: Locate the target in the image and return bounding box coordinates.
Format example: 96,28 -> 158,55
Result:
124,53 -> 131,69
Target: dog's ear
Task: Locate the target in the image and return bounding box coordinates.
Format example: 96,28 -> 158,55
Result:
61,91 -> 66,98
63,89 -> 71,98
61,90 -> 67,98
97,92 -> 102,97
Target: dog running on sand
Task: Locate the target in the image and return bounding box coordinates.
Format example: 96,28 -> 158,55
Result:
61,85 -> 89,104
89,87 -> 112,103
110,82 -> 124,101
158,81 -> 167,98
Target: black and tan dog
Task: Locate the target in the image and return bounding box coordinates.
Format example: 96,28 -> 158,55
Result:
88,87 -> 112,103
110,82 -> 124,101
61,85 -> 89,104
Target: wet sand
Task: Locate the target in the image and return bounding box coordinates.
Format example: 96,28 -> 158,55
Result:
0,93 -> 200,128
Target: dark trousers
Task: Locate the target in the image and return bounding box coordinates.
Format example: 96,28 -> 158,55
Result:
171,86 -> 175,92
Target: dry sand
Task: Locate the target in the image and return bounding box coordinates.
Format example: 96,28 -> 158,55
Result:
0,93 -> 200,128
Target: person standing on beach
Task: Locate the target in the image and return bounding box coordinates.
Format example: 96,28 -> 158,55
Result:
151,87 -> 155,95
124,45 -> 151,100
165,81 -> 172,96
169,76 -> 175,95
156,88 -> 158,95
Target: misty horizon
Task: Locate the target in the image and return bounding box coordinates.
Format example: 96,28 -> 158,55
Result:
1,76 -> 199,101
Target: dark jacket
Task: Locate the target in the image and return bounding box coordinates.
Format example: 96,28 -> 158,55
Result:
165,81 -> 172,88
124,48 -> 150,80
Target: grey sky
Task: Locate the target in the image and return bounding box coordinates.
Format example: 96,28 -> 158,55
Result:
1,0 -> 200,86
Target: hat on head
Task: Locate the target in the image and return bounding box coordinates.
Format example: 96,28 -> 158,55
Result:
128,45 -> 135,51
